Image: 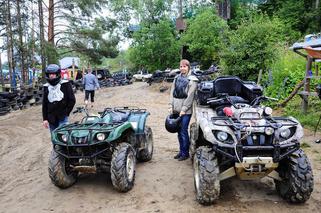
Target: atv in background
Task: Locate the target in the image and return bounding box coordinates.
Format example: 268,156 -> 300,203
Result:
191,76 -> 313,205
48,106 -> 153,192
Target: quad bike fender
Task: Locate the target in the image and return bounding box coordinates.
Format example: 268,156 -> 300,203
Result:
199,118 -> 237,144
109,122 -> 135,140
128,112 -> 150,134
287,116 -> 303,140
275,116 -> 304,145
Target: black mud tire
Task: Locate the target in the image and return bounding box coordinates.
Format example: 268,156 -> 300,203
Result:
194,146 -> 220,205
111,143 -> 136,192
138,126 -> 154,162
48,149 -> 78,189
189,122 -> 198,160
275,148 -> 314,203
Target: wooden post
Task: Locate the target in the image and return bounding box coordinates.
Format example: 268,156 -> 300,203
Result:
302,56 -> 313,113
72,58 -> 75,80
257,69 -> 263,85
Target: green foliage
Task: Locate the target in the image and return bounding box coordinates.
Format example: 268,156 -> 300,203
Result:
283,96 -> 321,131
128,19 -> 180,72
258,0 -> 321,38
181,8 -> 228,68
262,49 -> 306,99
45,42 -> 59,64
220,15 -> 286,81
100,51 -> 135,72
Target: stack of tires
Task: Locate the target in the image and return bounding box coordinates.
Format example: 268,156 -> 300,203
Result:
0,92 -> 12,116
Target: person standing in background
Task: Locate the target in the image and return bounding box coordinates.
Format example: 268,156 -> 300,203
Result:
83,69 -> 100,108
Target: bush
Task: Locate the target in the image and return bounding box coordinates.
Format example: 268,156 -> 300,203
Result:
220,15 -> 286,81
262,48 -> 306,99
180,8 -> 229,68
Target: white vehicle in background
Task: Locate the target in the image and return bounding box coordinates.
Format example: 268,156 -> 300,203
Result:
133,70 -> 152,81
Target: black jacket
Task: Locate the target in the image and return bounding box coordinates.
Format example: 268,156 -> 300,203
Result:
42,80 -> 76,126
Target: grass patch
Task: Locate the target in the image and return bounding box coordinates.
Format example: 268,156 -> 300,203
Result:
281,96 -> 321,131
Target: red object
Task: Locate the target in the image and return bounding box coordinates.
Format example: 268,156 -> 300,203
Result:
61,69 -> 70,80
304,46 -> 321,59
223,107 -> 233,117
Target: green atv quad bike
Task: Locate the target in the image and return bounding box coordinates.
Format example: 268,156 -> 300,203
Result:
48,106 -> 153,192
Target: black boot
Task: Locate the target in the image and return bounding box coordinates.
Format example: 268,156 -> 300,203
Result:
178,155 -> 189,161
173,153 -> 181,159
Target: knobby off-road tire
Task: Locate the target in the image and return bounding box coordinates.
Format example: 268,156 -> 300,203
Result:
194,146 -> 220,205
275,148 -> 314,203
48,149 -> 78,189
138,126 -> 153,162
189,122 -> 198,160
111,143 -> 136,192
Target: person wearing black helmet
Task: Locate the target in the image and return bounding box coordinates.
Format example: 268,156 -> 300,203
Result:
42,64 -> 76,132
169,59 -> 198,161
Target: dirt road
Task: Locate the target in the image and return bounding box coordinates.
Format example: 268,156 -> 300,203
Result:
0,82 -> 320,213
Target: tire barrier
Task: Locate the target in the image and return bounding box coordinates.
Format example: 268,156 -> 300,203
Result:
0,77 -> 133,116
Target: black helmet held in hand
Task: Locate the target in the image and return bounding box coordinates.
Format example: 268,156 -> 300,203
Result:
45,64 -> 61,86
165,113 -> 181,133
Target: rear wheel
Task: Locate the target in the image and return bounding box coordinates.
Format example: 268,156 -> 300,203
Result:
275,148 -> 314,203
48,149 -> 78,189
111,143 -> 136,192
138,126 -> 153,162
194,146 -> 220,205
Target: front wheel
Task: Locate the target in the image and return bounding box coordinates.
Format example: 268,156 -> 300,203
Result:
111,143 -> 136,192
138,126 -> 154,162
189,122 -> 198,160
48,149 -> 78,189
275,148 -> 314,203
194,146 -> 220,205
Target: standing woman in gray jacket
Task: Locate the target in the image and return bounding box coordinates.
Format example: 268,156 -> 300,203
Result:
169,59 -> 198,161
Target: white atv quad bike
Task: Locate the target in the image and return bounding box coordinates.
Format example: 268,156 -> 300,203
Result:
190,76 -> 314,205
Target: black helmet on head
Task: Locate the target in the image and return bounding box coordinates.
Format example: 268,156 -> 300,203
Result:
165,113 -> 181,133
45,64 -> 61,86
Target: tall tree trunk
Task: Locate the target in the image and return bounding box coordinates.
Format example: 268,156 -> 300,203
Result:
5,0 -> 15,89
38,0 -> 46,82
0,53 -> 4,88
48,0 -> 54,45
216,0 -> 231,20
32,4 -> 36,84
17,0 -> 26,85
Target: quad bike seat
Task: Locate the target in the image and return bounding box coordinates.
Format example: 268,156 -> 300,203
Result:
214,76 -> 243,96
110,111 -> 130,122
213,76 -> 263,103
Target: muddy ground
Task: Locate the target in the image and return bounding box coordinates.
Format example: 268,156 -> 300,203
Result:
0,82 -> 320,213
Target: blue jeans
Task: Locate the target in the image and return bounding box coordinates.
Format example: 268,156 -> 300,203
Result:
49,116 -> 69,132
177,114 -> 192,157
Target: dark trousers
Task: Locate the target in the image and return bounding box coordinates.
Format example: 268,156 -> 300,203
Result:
177,114 -> 192,157
85,90 -> 95,102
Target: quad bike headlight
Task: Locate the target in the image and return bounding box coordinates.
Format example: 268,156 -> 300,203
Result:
265,127 -> 274,135
280,128 -> 291,139
61,134 -> 68,142
216,131 -> 228,141
96,133 -> 106,141
264,107 -> 273,116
